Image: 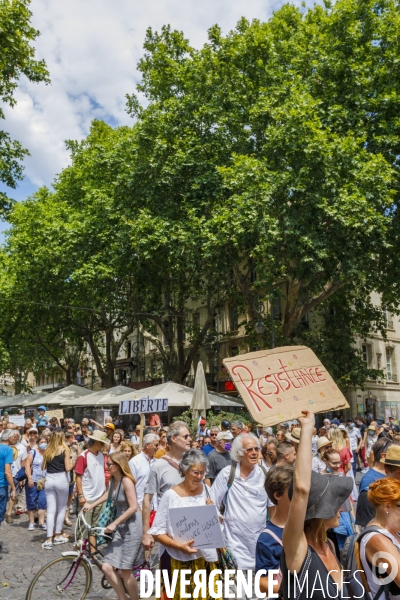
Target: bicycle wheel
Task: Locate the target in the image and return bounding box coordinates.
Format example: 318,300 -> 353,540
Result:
25,555 -> 92,600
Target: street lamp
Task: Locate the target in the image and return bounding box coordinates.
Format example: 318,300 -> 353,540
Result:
255,321 -> 266,334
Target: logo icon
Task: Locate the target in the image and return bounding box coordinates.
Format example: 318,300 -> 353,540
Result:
371,551 -> 398,586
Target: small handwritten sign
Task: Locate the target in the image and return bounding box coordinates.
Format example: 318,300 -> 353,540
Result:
169,505 -> 224,550
46,409 -> 64,420
223,346 -> 349,426
119,396 -> 168,415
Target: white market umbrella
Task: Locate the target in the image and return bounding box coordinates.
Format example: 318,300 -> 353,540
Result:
0,392 -> 48,409
24,384 -> 94,407
60,385 -> 133,407
107,381 -> 243,409
190,361 -> 211,419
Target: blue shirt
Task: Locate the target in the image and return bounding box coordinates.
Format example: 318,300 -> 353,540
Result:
202,443 -> 215,456
255,521 -> 284,572
359,468 -> 385,493
0,444 -> 14,487
35,414 -> 49,427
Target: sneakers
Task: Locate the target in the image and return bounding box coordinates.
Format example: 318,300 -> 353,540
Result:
28,522 -> 36,531
54,535 -> 69,545
37,524 -> 47,531
41,541 -> 53,550
361,467 -> 369,473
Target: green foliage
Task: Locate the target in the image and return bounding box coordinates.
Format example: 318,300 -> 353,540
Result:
0,0 -> 49,213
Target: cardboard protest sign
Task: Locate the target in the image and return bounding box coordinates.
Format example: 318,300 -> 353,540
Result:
169,505 -> 224,550
223,346 -> 349,426
119,396 -> 168,415
46,409 -> 64,420
8,415 -> 25,427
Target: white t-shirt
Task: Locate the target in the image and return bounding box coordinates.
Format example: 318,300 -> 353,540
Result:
347,427 -> 361,452
75,449 -> 106,501
11,442 -> 25,477
129,451 -> 156,509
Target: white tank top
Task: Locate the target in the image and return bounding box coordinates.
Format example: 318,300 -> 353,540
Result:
360,527 -> 400,600
30,450 -> 46,483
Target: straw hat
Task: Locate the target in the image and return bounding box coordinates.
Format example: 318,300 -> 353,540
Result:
380,445 -> 400,466
285,427 -> 301,444
314,436 -> 332,456
90,430 -> 110,445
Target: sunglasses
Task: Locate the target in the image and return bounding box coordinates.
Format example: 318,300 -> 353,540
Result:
180,434 -> 191,440
210,433 -> 218,437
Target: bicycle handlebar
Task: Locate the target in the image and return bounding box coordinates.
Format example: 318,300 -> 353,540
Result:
78,511 -> 112,539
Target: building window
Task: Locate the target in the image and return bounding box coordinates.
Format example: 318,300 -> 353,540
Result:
126,342 -> 132,358
151,360 -> 158,377
386,347 -> 397,382
193,313 -> 200,330
230,346 -> 239,357
362,344 -> 370,365
229,305 -> 239,331
377,353 -> 382,370
385,310 -> 394,329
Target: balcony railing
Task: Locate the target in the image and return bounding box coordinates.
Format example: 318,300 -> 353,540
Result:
387,373 -> 398,382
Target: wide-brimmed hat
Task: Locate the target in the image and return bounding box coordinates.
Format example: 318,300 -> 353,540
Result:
380,445 -> 400,466
367,425 -> 376,431
286,427 -> 301,444
314,436 -> 332,455
338,424 -> 346,430
289,471 -> 353,520
90,430 -> 110,445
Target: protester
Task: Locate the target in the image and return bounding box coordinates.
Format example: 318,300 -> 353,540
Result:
210,433 -> 271,570
41,431 -> 72,549
121,440 -> 137,461
130,426 -> 141,447
346,418 -> 362,476
142,421 -> 190,550
276,441 -> 296,466
312,436 -> 332,473
230,420 -> 244,438
355,438 -> 389,528
285,427 -> 300,449
149,412 -> 161,429
35,406 -> 49,428
360,478 -> 400,598
256,465 -> 293,595
202,426 -> 220,456
0,431 -> 16,533
363,422 -> 379,472
329,428 -> 352,473
154,428 -> 167,458
198,419 -> 209,438
25,435 -> 47,531
220,419 -> 233,439
75,430 -> 109,550
109,430 -> 124,455
84,451 -> 143,600
281,411 -> 353,600
205,431 -> 232,485
275,430 -> 285,442
5,430 -> 25,523
311,427 -> 319,455
149,449 -> 220,599
260,439 -> 278,470
128,433 -> 159,509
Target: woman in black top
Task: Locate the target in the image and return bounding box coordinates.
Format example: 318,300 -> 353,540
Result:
281,411 -> 353,600
41,431 -> 71,549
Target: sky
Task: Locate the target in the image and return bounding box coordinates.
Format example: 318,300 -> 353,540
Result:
0,0 -> 313,240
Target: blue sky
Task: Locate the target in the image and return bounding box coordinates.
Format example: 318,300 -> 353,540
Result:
0,0 -> 313,242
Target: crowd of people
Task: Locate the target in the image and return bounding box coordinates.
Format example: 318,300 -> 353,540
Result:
1,406 -> 400,600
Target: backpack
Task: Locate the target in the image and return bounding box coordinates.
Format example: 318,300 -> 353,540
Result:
340,526 -> 391,600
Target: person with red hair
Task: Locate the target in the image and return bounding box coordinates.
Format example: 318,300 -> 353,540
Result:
360,477 -> 400,598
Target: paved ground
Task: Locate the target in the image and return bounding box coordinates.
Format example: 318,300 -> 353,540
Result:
0,511 -> 119,599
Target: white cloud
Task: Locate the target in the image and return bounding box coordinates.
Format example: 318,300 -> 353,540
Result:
1,0 -> 313,196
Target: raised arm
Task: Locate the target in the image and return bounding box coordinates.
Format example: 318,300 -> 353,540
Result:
282,410 -> 315,573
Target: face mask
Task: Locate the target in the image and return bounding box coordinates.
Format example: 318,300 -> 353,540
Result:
39,443 -> 47,450
368,430 -> 374,436
350,423 -> 355,429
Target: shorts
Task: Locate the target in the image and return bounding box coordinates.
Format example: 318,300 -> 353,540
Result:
69,482 -> 75,495
25,482 -> 47,511
85,499 -> 105,527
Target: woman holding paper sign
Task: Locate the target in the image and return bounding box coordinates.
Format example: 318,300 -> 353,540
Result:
149,449 -> 222,600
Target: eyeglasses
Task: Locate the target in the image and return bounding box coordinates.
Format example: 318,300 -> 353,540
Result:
244,446 -> 259,453
210,433 -> 218,437
106,462 -> 114,467
266,451 -> 275,456
190,470 -> 205,477
180,434 -> 191,440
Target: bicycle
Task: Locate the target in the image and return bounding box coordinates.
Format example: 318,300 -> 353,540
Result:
25,511 -> 159,600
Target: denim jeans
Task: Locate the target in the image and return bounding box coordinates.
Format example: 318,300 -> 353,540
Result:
352,451 -> 358,477
0,486 -> 8,526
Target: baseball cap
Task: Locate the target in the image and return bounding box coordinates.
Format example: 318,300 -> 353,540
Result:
104,423 -> 115,431
29,426 -> 39,433
200,419 -> 206,425
216,432 -> 231,441
37,406 -> 46,411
